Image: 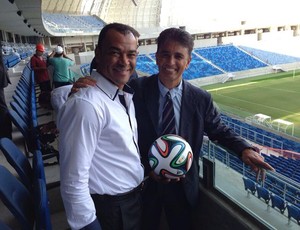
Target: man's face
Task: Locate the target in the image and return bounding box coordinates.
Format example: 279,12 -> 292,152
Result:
96,29 -> 138,88
36,50 -> 44,56
156,40 -> 191,89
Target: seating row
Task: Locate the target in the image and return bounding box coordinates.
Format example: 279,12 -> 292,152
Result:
0,146 -> 51,229
8,62 -> 59,163
0,61 -> 60,229
243,177 -> 300,225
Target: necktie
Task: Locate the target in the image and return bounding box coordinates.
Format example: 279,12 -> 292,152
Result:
161,91 -> 176,135
119,94 -> 127,110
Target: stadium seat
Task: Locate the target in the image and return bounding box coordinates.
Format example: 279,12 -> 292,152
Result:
0,165 -> 34,229
33,150 -> 60,190
257,184 -> 271,204
242,177 -> 256,195
8,109 -> 36,154
0,138 -> 33,190
287,203 -> 300,225
271,193 -> 286,214
33,178 -> 52,230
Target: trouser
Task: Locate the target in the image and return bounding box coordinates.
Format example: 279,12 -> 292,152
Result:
91,184 -> 143,230
141,179 -> 193,230
39,80 -> 52,92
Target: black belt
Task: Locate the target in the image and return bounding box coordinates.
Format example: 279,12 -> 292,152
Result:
91,182 -> 144,202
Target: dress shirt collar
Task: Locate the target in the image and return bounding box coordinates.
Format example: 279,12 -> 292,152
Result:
158,78 -> 183,98
92,72 -> 134,100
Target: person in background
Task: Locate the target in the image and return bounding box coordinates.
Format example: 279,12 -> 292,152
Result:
57,23 -> 144,230
30,43 -> 52,92
48,45 -> 74,88
0,43 -> 12,139
72,27 -> 275,230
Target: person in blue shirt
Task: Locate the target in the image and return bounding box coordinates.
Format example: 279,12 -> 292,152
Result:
48,46 -> 74,88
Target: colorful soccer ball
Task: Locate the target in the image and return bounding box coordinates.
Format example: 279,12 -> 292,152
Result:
148,134 -> 193,179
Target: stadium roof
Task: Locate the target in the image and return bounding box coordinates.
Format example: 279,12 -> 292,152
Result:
0,0 -> 162,37
0,0 -> 51,37
1,0 -> 300,38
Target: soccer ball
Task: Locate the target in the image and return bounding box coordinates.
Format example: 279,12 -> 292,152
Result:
148,134 -> 193,179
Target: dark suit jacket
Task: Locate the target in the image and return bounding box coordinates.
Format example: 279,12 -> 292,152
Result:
130,74 -> 252,206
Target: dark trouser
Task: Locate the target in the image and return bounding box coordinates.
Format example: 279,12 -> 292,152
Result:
39,80 -> 52,92
53,81 -> 72,89
91,187 -> 142,230
0,88 -> 12,139
142,179 -> 193,230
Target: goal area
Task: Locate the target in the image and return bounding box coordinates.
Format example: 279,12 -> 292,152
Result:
246,113 -> 294,136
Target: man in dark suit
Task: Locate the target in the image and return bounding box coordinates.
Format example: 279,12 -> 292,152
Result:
72,27 -> 274,230
129,28 -> 274,230
0,44 -> 12,139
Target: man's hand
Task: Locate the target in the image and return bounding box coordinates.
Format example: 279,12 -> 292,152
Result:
71,76 -> 97,94
241,148 -> 275,181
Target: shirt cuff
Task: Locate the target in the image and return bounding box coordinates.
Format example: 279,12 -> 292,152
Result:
80,218 -> 102,230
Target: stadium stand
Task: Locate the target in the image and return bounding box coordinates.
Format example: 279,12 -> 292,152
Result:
239,46 -> 300,65
42,13 -> 105,34
194,45 -> 268,72
136,54 -> 158,75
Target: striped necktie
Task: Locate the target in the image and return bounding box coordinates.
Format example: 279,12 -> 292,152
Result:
161,91 -> 176,135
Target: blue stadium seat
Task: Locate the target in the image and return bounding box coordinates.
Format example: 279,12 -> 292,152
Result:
287,203 -> 300,225
271,193 -> 286,214
242,177 -> 256,195
0,138 -> 33,190
257,184 -> 271,204
0,165 -> 34,229
34,178 -> 52,230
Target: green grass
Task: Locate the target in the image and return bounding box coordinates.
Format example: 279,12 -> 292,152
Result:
201,70 -> 300,138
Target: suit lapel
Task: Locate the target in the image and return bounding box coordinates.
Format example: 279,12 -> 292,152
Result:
144,75 -> 160,135
179,81 -> 197,137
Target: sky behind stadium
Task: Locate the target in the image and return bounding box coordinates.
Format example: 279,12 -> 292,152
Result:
161,0 -> 300,28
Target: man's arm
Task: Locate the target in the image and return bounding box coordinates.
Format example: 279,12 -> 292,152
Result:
202,92 -> 275,179
58,98 -> 101,229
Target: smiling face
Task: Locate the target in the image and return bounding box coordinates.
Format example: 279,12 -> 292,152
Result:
156,40 -> 191,89
95,29 -> 138,89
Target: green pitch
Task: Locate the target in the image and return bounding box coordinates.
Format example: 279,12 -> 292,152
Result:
201,70 -> 300,138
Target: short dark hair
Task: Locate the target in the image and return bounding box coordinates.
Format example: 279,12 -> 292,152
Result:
157,28 -> 194,55
97,23 -> 140,47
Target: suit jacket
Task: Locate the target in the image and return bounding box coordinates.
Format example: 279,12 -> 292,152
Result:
130,74 -> 252,206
